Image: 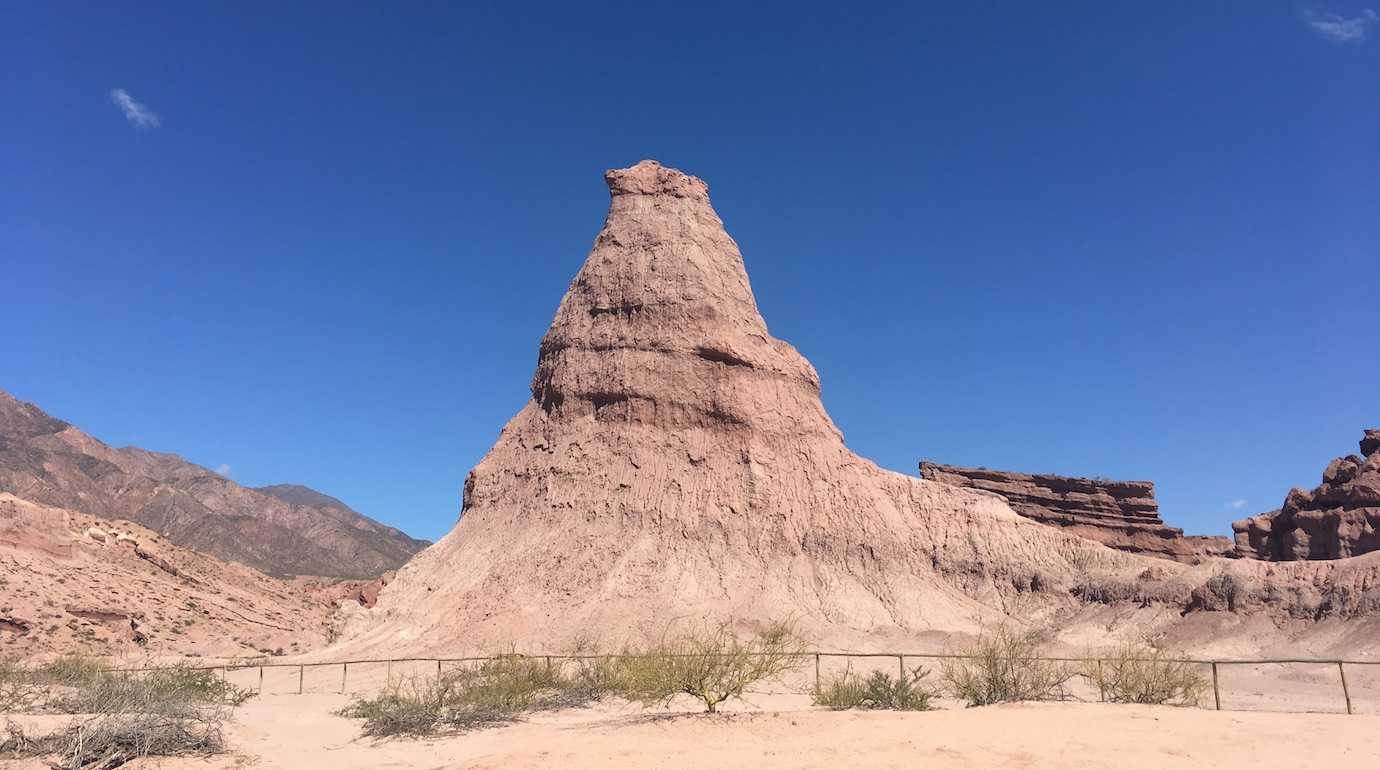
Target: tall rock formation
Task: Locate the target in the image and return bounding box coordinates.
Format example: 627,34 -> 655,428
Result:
338,162 -> 1380,656
919,462 -> 1232,561
0,389 -> 428,578
341,160 -> 1164,653
1233,429 -> 1380,560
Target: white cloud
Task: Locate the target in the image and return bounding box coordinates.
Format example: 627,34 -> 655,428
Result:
216,464 -> 232,477
109,88 -> 161,127
1305,8 -> 1379,42
1227,499 -> 1248,510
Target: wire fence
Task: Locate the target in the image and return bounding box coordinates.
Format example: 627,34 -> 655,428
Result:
112,652 -> 1377,716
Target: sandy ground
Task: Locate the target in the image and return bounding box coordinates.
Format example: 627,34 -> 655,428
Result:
5,693 -> 1380,770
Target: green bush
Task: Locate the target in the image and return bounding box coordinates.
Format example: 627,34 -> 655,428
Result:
813,666 -> 937,711
940,626 -> 1074,706
609,620 -> 806,713
1086,644 -> 1207,705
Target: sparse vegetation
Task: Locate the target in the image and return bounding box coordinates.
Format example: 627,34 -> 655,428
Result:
340,653 -> 606,736
0,662 -> 42,713
812,666 -> 937,711
608,620 -> 806,714
1085,644 -> 1207,705
0,656 -> 251,769
940,626 -> 1075,706
340,621 -> 805,737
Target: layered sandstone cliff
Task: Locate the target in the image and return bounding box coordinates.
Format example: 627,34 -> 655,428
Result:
1233,429 -> 1380,560
919,462 -> 1232,561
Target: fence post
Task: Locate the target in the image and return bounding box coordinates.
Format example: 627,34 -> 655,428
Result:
1211,662 -> 1221,711
386,659 -> 393,680
258,665 -> 264,695
341,662 -> 348,694
436,659 -> 442,677
298,664 -> 304,695
898,655 -> 905,680
1096,659 -> 1105,702
1338,661 -> 1352,716
814,653 -> 820,693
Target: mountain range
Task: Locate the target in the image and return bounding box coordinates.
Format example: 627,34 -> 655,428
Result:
0,389 -> 427,578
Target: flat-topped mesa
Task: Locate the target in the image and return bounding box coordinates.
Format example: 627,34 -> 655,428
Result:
532,159 -> 835,437
1233,429 -> 1380,560
919,461 -> 1232,561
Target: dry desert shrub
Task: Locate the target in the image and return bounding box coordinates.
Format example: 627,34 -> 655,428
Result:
36,655 -> 108,688
1085,644 -> 1207,705
43,660 -> 253,714
610,619 -> 807,713
0,656 -> 249,769
27,711 -> 226,769
940,626 -> 1075,707
341,653 -> 602,737
0,661 -> 44,713
812,666 -> 937,711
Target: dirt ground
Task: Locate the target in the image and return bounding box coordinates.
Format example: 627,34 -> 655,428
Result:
5,692 -> 1379,770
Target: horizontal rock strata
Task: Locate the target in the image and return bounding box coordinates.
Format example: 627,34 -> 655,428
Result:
919,462 -> 1231,561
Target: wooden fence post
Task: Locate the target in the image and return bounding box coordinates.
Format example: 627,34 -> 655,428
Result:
814,653 -> 820,692
298,664 -> 304,695
341,663 -> 348,694
258,665 -> 264,695
1096,659 -> 1105,702
898,655 -> 905,680
1211,662 -> 1221,711
1338,661 -> 1352,716
436,659 -> 442,677
386,659 -> 393,680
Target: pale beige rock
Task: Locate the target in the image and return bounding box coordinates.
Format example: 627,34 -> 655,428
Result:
337,161 -> 1380,657
338,161 -> 1135,653
0,493 -> 336,660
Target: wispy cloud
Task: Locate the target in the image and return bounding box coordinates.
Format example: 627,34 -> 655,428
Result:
109,88 -> 161,127
216,464 -> 232,477
1305,8 -> 1379,42
1227,499 -> 1248,510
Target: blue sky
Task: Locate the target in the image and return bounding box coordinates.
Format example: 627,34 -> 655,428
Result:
3,2 -> 1376,542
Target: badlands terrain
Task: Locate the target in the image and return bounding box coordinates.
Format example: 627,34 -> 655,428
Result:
335,161 -> 1380,660
0,493 -> 344,659
2,161 -> 1378,769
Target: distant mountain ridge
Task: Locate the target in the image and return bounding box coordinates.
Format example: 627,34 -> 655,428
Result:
0,388 -> 429,578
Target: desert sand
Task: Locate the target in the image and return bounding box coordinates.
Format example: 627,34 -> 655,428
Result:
5,694 -> 1378,770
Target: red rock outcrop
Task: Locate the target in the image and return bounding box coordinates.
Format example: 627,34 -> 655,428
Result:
918,462 -> 1232,561
1233,429 -> 1380,560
